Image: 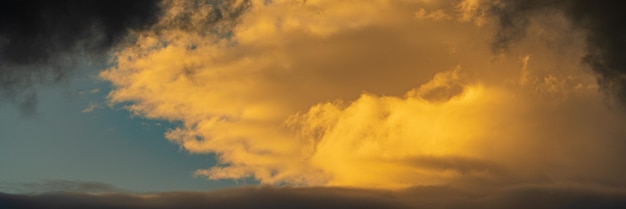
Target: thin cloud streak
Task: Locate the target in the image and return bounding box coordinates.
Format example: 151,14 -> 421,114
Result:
0,180 -> 126,194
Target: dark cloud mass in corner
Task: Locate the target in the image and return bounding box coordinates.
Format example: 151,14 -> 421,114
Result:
488,0 -> 626,104
0,0 -> 162,113
1,186 -> 626,209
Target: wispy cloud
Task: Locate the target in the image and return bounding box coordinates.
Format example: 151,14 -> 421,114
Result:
0,180 -> 125,194
81,102 -> 99,113
89,89 -> 100,94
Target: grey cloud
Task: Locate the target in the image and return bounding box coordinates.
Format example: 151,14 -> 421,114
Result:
0,180 -> 125,194
1,185 -> 626,209
485,0 -> 626,105
399,156 -> 510,178
0,0 -> 162,113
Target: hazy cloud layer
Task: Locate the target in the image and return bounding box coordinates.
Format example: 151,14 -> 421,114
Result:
0,180 -> 125,194
101,0 -> 626,189
2,185 -> 626,209
0,0 -> 162,113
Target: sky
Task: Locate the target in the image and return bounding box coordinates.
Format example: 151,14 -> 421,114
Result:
2,0 -> 626,208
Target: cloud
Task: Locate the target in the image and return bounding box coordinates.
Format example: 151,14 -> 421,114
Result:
2,185 -> 626,209
0,0 -> 162,113
0,180 -> 125,194
89,89 -> 100,94
477,0 -> 626,105
287,67 -> 626,188
101,0 -> 626,189
81,102 -> 98,113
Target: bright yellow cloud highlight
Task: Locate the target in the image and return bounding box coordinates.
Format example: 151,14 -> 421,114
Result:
293,70 -> 504,188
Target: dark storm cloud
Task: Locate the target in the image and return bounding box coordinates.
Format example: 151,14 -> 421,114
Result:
0,187 -> 408,209
1,185 -> 626,209
0,0 -> 162,113
487,0 -> 626,104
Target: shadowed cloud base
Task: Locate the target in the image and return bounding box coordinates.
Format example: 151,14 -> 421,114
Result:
2,185 -> 626,209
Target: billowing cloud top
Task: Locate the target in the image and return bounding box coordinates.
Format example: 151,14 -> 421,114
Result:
99,0 -> 626,190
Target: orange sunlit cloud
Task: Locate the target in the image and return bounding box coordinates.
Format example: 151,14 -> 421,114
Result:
101,0 -> 626,189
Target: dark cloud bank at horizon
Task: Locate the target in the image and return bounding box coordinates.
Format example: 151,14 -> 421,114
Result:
2,185 -> 626,209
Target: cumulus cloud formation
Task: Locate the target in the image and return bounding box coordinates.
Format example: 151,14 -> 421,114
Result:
101,0 -> 626,190
0,0 -> 162,113
2,185 -> 626,209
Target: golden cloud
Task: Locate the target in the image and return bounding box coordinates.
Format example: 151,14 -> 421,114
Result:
101,0 -> 626,189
